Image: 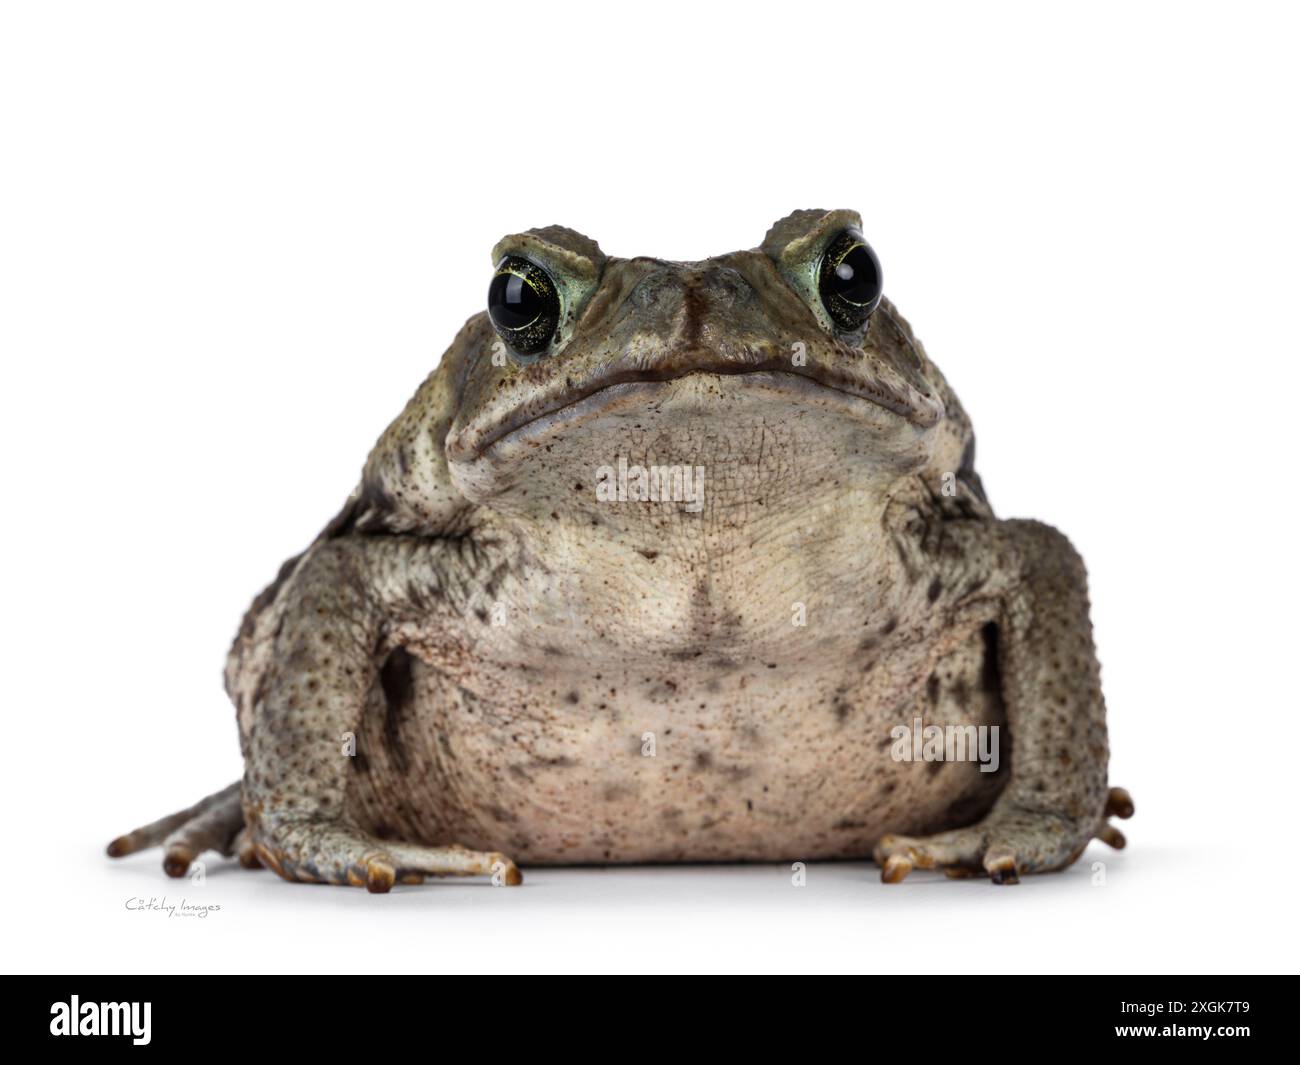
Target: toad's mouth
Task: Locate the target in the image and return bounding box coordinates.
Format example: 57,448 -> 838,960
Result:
447,357 -> 944,462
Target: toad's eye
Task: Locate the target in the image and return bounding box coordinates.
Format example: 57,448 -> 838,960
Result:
818,229 -> 883,332
487,256 -> 561,357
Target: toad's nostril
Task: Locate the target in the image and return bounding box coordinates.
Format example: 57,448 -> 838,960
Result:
631,266 -> 754,311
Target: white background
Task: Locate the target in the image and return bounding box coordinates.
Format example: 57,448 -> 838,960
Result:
2,0 -> 1296,975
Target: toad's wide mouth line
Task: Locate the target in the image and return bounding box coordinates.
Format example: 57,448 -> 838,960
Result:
452,362 -> 940,460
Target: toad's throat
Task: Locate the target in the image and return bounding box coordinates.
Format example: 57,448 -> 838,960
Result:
453,360 -> 941,460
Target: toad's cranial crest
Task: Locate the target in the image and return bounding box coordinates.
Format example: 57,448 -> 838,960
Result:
108,209 -> 1132,891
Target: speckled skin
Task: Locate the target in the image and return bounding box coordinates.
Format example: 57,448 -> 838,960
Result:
108,209 -> 1132,890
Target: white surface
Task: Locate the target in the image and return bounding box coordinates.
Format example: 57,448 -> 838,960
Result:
82,845 -> 1239,976
2,0 -> 1296,975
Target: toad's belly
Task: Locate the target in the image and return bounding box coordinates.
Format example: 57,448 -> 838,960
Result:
344,627 -> 1007,863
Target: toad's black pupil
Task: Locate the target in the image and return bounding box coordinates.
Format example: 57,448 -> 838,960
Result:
830,244 -> 881,306
488,270 -> 543,330
818,230 -> 883,332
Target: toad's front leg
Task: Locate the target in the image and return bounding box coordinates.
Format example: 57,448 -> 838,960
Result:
876,519 -> 1132,884
244,537 -> 521,892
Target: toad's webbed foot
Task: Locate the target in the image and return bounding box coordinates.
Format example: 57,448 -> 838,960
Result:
1093,785 -> 1135,850
107,784 -> 523,891
107,781 -> 244,878
874,785 -> 1135,884
250,817 -> 523,892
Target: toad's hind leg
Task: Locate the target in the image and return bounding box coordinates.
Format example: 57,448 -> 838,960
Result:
876,520 -> 1122,885
107,781 -> 246,877
244,538 -> 524,892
